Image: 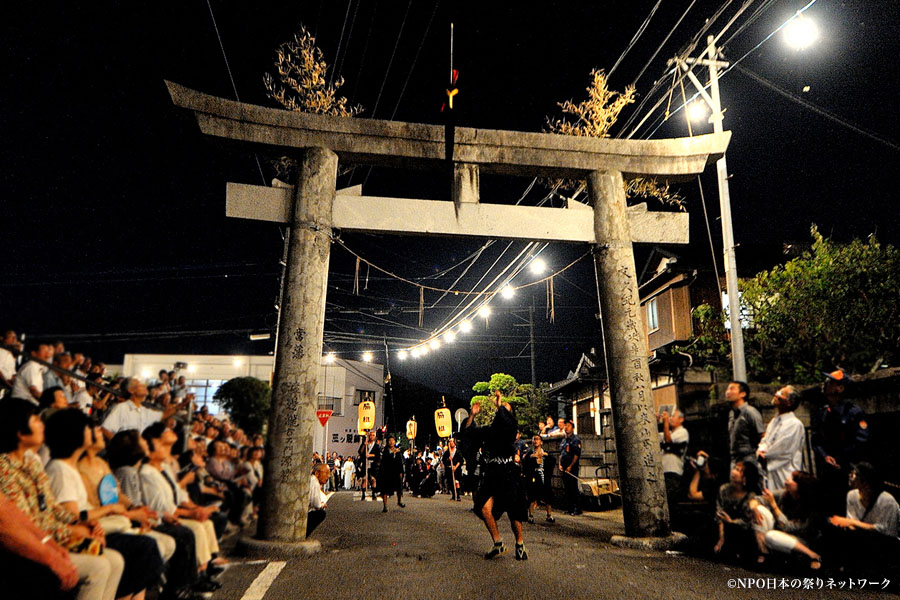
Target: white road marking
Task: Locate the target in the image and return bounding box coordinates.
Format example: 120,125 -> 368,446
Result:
240,561 -> 287,600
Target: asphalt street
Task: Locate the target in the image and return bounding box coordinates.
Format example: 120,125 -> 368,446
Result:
212,490 -> 891,600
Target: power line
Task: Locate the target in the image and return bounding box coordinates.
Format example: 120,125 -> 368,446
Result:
608,0 -> 664,80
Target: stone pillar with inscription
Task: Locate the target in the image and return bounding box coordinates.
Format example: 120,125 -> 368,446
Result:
589,169 -> 670,538
258,147 -> 338,542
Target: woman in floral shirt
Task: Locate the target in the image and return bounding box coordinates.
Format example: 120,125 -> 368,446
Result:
0,398 -> 123,600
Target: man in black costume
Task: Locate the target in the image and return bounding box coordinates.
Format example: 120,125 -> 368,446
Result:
463,389 -> 528,560
357,430 -> 380,501
377,435 -> 406,512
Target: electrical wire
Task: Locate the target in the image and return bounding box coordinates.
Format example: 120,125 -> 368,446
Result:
608,0 -> 664,80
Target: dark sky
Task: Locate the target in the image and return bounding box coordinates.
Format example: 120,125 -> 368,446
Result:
2,1 -> 898,395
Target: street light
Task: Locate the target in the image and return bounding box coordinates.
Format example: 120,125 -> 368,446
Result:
478,305 -> 491,319
443,331 -> 456,343
398,349 -> 409,360
459,320 -> 472,333
501,285 -> 515,299
784,15 -> 818,50
529,258 -> 546,275
362,351 -> 373,363
688,101 -> 708,122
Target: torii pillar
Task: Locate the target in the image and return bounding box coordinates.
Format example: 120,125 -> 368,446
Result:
257,148 -> 337,543
590,170 -> 669,537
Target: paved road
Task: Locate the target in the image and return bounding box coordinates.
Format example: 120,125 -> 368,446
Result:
213,490 -> 890,600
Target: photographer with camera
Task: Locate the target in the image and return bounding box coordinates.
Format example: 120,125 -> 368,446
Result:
658,408 -> 689,501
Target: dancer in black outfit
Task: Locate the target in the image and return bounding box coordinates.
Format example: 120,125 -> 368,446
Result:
463,390 -> 528,560
377,435 -> 406,512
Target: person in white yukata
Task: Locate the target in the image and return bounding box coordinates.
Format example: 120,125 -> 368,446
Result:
757,386 -> 805,491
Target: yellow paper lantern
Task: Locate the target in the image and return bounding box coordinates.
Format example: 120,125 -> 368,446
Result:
406,419 -> 417,440
358,400 -> 376,433
434,407 -> 452,439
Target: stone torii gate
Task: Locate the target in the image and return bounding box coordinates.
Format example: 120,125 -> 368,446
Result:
166,81 -> 730,547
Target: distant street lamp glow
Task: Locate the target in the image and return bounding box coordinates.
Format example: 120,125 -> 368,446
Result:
429,339 -> 440,351
419,346 -> 428,356
501,285 -> 515,299
459,320 -> 472,333
478,305 -> 491,319
784,15 -> 818,49
362,351 -> 373,363
140,369 -> 151,379
187,364 -> 197,374
443,331 -> 456,343
398,350 -> 408,360
325,353 -> 336,364
688,101 -> 708,122
529,258 -> 547,275
411,348 -> 421,358
232,357 -> 243,367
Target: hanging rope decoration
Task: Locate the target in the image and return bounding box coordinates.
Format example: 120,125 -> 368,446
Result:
548,276 -> 556,323
418,286 -> 425,328
353,256 -> 361,295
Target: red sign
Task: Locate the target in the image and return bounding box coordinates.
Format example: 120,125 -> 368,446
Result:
316,410 -> 333,427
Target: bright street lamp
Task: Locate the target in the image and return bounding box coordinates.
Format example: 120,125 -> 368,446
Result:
784,15 -> 818,50
501,285 -> 515,299
529,258 -> 546,275
688,101 -> 707,122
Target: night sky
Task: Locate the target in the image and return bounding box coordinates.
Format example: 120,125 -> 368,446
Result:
2,1 -> 898,395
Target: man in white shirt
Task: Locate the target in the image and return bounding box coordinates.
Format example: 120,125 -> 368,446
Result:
757,385 -> 806,491
659,409 -> 690,499
10,341 -> 53,405
0,330 -> 20,397
102,378 -> 174,438
307,463 -> 330,537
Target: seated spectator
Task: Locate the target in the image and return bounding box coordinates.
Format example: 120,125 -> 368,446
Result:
0,398 -> 125,600
206,440 -> 249,526
77,423 -> 176,564
44,408 -> 164,600
756,471 -> 823,569
39,386 -> 69,412
43,352 -> 74,406
139,422 -> 223,590
107,429 -> 203,599
0,490 -> 79,599
713,460 -> 764,563
824,462 -> 900,574
307,464 -> 330,537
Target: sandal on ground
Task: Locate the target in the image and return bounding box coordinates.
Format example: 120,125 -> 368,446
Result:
515,543 -> 528,561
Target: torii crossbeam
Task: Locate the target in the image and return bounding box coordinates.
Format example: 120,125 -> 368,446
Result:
166,81 -> 730,544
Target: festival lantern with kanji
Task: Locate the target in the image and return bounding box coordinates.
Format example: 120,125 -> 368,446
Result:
358,399 -> 376,433
406,417 -> 417,441
434,397 -> 452,439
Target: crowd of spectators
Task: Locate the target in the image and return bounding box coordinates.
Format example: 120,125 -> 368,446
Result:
0,332 -> 266,600
664,372 -> 899,581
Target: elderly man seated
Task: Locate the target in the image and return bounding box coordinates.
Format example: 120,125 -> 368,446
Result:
307,464 -> 331,537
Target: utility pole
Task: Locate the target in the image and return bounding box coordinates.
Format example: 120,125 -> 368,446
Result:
675,35 -> 747,381
528,301 -> 537,388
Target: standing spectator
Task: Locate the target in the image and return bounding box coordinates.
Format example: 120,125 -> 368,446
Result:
10,339 -> 53,405
522,435 -> 554,524
0,330 -> 20,398
756,386 -> 805,491
659,409 -> 690,500
325,452 -> 336,492
811,369 -> 870,515
441,438 -> 464,501
726,381 -> 765,469
341,454 -> 356,491
101,378 -> 172,438
558,419 -> 582,516
356,431 -> 380,501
